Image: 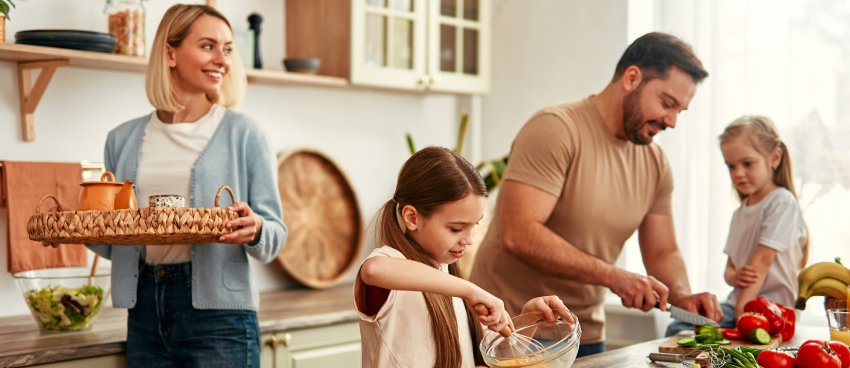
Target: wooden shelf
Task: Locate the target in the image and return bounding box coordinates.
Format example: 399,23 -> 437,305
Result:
0,43 -> 349,86
0,43 -> 349,141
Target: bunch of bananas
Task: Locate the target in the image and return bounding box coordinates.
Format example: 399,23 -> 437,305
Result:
796,258 -> 850,310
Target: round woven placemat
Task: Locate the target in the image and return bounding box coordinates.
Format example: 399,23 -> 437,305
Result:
28,186 -> 239,246
274,149 -> 362,289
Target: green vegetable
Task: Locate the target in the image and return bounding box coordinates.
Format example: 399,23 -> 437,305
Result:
749,327 -> 771,344
713,328 -> 725,341
677,337 -> 697,347
717,340 -> 732,345
696,325 -> 715,334
721,347 -> 758,368
695,333 -> 716,344
25,284 -> 104,331
738,346 -> 764,359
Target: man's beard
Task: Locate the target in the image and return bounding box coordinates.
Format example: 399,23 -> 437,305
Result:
622,85 -> 657,145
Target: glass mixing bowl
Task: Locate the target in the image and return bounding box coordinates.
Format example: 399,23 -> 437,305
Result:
13,267 -> 111,332
480,310 -> 581,368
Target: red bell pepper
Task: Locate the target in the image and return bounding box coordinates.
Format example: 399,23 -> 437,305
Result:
719,327 -> 743,340
776,302 -> 796,340
744,296 -> 786,335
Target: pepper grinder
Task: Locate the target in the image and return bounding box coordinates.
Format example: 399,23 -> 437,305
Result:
247,13 -> 263,69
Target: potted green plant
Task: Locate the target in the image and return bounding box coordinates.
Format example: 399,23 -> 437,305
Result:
0,0 -> 15,43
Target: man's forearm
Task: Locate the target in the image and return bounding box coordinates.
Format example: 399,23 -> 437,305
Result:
644,248 -> 691,305
503,221 -> 619,287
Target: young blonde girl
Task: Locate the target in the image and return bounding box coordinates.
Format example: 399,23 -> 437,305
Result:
720,116 -> 808,319
354,146 -> 570,368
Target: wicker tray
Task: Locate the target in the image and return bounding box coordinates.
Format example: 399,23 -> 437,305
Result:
28,186 -> 239,246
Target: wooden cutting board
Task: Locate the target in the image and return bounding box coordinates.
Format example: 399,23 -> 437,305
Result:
658,331 -> 782,365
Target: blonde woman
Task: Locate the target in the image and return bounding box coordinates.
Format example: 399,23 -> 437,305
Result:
85,5 -> 286,367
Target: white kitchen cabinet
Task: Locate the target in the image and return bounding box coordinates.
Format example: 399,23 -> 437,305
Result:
350,0 -> 429,90
351,0 -> 491,93
425,0 -> 491,93
288,0 -> 490,94
261,322 -> 362,368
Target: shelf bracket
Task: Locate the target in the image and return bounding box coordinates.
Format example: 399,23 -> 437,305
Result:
17,59 -> 70,142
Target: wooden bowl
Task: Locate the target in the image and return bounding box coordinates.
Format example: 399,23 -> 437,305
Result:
273,149 -> 362,289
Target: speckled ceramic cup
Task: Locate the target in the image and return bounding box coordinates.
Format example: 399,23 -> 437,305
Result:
148,195 -> 185,208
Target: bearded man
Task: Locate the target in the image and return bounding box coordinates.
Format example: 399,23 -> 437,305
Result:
469,32 -> 722,358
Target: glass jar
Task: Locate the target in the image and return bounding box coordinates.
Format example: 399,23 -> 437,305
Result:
105,0 -> 145,57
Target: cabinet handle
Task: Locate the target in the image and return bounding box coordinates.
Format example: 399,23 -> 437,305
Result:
282,333 -> 292,348
266,335 -> 278,348
417,75 -> 431,88
431,74 -> 442,85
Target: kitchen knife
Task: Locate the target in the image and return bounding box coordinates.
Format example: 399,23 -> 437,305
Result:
654,301 -> 720,327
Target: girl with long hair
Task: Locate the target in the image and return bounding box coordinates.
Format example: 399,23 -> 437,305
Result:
354,146 -> 570,367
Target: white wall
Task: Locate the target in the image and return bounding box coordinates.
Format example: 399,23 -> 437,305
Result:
0,0 -> 461,317
482,0 -> 629,160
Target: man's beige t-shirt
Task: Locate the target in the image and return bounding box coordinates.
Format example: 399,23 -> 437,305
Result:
469,96 -> 673,344
354,246 -> 475,368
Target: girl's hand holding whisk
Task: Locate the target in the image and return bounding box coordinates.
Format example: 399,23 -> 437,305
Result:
466,287 -> 514,334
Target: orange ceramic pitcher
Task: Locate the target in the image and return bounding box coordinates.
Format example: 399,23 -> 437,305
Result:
78,172 -> 137,211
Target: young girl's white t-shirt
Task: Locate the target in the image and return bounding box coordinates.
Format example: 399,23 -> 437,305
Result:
724,187 -> 807,308
354,245 -> 475,368
137,104 -> 226,265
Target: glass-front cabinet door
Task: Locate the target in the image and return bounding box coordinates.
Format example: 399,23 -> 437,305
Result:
427,0 -> 490,93
351,0 -> 429,90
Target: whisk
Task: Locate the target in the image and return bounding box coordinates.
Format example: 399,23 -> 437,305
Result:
473,304 -> 550,365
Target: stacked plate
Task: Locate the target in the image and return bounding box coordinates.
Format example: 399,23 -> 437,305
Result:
15,30 -> 117,53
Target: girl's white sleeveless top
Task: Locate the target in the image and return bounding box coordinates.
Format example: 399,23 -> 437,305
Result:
354,246 -> 475,368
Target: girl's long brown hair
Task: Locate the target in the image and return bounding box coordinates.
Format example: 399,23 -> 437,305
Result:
379,146 -> 488,367
720,116 -> 809,267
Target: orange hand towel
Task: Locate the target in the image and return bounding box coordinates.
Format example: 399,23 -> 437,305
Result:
1,161 -> 87,274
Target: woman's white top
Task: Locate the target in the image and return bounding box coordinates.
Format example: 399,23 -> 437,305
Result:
137,104 -> 226,265
354,246 -> 475,368
725,187 -> 807,307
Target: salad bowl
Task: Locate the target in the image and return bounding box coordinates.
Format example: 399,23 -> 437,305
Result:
13,267 -> 111,332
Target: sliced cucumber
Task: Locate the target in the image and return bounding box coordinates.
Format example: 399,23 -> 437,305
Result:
713,329 -> 724,341
717,340 -> 732,345
695,333 -> 715,344
677,337 -> 697,347
749,328 -> 771,345
697,325 -> 716,335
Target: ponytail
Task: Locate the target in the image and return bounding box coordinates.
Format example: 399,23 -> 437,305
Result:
376,147 -> 487,368
773,141 -> 809,267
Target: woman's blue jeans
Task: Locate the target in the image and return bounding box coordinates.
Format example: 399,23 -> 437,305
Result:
126,261 -> 260,368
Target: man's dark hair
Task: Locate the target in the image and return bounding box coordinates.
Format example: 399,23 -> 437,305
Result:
613,32 -> 708,83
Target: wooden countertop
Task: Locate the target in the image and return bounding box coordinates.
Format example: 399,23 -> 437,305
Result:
572,325 -> 830,367
0,285 -> 356,367
0,286 -> 832,368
